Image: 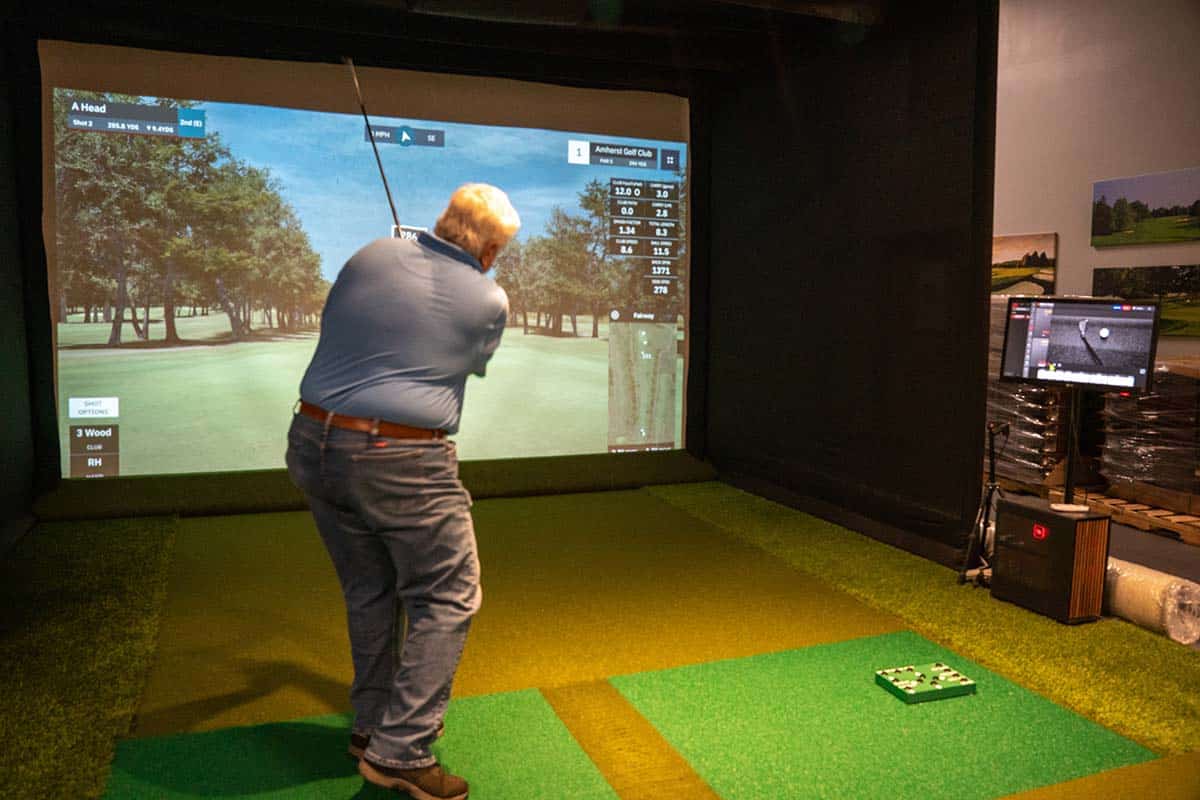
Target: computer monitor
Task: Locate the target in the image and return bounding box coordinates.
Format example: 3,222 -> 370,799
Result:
999,297 -> 1159,392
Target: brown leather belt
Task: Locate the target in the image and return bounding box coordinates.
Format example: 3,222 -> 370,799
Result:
299,401 -> 446,440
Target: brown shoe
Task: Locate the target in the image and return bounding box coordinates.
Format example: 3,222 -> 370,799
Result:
359,757 -> 468,800
348,724 -> 446,759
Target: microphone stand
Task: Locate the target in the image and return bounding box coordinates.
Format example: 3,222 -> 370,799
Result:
959,421 -> 1009,585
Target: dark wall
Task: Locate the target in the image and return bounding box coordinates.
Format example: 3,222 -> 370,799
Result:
705,3 -> 997,559
0,41 -> 37,528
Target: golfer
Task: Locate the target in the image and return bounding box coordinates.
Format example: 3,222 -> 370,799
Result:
286,184 -> 518,800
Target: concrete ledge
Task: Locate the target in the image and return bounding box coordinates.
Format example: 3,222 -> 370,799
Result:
33,450 -> 717,521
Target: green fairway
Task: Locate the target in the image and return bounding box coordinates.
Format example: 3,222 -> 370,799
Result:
991,267 -> 1038,291
1157,299 -> 1200,336
1092,215 -> 1200,247
612,631 -> 1155,800
991,268 -> 1055,294
104,691 -> 617,800
56,312 -> 685,474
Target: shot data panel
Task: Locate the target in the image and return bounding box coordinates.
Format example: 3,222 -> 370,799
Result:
48,82 -> 689,478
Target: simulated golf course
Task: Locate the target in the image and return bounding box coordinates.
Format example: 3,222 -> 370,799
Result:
56,310 -> 685,475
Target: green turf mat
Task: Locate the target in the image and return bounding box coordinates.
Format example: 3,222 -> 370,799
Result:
647,482 -> 1200,755
611,631 -> 1156,800
0,517 -> 176,799
105,689 -> 618,799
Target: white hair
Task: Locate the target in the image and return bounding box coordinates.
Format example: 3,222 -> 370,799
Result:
434,183 -> 521,260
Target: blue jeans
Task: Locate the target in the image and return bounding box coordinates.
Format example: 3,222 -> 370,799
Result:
285,411 -> 480,769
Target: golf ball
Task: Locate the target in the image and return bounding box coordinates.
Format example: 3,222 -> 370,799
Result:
1099,327 -> 1110,339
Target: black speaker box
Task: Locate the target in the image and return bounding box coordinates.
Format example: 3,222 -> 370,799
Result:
992,496 -> 1110,624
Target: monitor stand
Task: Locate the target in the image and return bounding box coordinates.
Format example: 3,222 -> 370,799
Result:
1050,385 -> 1091,514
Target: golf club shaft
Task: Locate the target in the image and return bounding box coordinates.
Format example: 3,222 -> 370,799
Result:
343,56 -> 401,233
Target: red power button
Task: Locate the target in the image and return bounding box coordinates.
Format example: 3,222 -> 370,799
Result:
1032,523 -> 1049,541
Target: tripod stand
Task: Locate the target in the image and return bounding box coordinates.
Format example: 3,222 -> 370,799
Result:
958,421 -> 1009,585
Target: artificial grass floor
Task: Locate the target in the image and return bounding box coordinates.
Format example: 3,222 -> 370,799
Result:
105,631 -> 1156,800
8,482 -> 1200,799
135,490 -> 901,735
0,516 -> 177,799
646,483 -> 1200,756
612,630 -> 1153,800
105,689 -> 617,800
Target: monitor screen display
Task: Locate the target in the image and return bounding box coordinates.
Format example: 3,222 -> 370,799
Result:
1000,297 -> 1159,390
40,41 -> 690,479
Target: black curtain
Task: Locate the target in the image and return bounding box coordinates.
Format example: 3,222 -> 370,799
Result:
0,37 -> 38,529
704,2 -> 998,562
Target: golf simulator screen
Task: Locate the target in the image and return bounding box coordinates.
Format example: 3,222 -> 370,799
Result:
1000,297 -> 1159,390
41,41 -> 690,479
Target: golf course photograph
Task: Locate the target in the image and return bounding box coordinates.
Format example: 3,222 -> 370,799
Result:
49,89 -> 688,476
1092,265 -> 1200,337
1091,166 -> 1200,248
990,232 -> 1056,294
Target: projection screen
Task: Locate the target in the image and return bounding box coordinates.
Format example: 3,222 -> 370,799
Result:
40,41 -> 690,478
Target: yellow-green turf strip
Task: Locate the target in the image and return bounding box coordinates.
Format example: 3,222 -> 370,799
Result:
611,631 -> 1156,800
542,681 -> 722,800
104,689 -> 617,799
1000,751 -> 1200,800
134,490 -> 901,735
648,482 -> 1200,755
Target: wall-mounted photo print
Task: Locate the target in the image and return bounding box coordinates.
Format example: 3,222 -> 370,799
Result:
1091,167 -> 1200,248
991,233 -> 1056,295
1092,265 -> 1200,336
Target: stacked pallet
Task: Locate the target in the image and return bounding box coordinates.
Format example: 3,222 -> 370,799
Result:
986,296 -> 1068,488
1048,487 -> 1200,546
1102,364 -> 1200,495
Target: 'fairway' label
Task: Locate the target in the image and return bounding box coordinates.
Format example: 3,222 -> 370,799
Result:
68,397 -> 120,418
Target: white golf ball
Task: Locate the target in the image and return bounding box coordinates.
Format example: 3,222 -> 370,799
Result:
1099,327 -> 1110,339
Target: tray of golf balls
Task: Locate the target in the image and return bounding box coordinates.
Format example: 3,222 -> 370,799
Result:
875,662 -> 976,704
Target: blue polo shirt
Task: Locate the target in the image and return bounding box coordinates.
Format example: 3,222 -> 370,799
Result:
299,232 -> 508,434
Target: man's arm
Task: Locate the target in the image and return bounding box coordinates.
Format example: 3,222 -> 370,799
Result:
471,295 -> 509,377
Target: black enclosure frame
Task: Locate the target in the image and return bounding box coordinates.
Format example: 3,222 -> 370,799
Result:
4,2 -> 999,565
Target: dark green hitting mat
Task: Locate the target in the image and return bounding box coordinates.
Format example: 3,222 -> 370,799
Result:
610,631 -> 1156,800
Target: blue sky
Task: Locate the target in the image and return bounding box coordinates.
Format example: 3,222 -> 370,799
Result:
184,100 -> 686,281
1093,166 -> 1200,209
